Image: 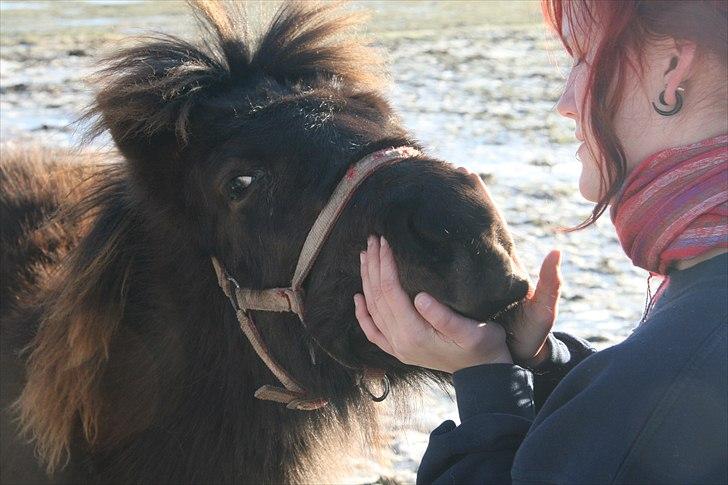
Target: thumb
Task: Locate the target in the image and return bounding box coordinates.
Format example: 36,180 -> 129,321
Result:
414,292 -> 473,344
532,249 -> 562,311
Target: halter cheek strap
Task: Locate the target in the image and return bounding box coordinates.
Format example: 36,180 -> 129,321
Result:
212,146 -> 420,410
212,260 -> 321,410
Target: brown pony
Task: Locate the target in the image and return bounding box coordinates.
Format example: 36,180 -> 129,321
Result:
0,2 -> 528,483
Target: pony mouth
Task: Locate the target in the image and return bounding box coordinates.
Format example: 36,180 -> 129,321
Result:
488,275 -> 530,324
459,280 -> 528,325
487,283 -> 529,325
489,298 -> 525,324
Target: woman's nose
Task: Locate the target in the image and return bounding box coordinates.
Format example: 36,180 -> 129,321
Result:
556,77 -> 578,120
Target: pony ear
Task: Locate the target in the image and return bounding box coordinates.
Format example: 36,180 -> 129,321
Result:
84,35 -> 237,164
251,2 -> 385,91
15,171 -> 138,474
83,2 -> 253,164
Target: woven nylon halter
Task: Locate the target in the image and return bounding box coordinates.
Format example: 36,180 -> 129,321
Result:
211,146 -> 420,410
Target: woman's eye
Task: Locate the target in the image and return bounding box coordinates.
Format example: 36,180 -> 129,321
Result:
560,56 -> 585,78
227,175 -> 254,201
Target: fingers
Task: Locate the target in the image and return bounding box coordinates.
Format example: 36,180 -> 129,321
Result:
353,293 -> 395,355
414,292 -> 473,346
533,249 -> 562,305
360,250 -> 380,323
355,235 -> 515,372
364,236 -> 396,331
525,249 -> 562,332
360,243 -> 384,329
378,236 -> 419,323
360,235 -> 441,356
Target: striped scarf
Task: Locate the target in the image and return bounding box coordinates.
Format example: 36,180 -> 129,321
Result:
611,134 -> 728,275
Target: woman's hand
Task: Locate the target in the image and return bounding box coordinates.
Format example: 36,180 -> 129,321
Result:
354,236 -> 513,374
508,249 -> 562,367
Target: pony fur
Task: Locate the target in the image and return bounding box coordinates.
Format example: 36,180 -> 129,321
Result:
1,2 -> 528,483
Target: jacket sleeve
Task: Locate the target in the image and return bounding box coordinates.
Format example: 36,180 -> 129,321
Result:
416,364 -> 534,485
526,332 -> 596,412
416,333 -> 596,485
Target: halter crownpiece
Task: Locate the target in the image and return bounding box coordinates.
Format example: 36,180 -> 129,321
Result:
212,146 -> 421,410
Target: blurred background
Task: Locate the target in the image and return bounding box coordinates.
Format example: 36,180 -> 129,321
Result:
0,1 -> 648,482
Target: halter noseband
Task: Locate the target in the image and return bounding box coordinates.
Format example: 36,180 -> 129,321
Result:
211,146 -> 420,410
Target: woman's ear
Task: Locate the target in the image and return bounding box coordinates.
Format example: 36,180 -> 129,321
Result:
663,41 -> 697,105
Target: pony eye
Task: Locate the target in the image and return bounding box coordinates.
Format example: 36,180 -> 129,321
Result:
227,175 -> 254,201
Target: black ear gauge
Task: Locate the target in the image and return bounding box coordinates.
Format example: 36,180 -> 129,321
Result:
652,87 -> 684,116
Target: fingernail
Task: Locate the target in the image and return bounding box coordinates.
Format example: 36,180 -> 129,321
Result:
380,236 -> 387,248
360,251 -> 366,264
414,293 -> 432,310
353,295 -> 359,308
368,235 -> 375,248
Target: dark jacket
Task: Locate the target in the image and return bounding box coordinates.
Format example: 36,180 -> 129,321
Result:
417,253 -> 728,485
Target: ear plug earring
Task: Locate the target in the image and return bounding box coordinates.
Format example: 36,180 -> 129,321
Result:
652,87 -> 684,116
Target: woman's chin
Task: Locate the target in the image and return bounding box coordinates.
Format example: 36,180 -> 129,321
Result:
576,145 -> 603,202
579,170 -> 601,203
578,182 -> 601,203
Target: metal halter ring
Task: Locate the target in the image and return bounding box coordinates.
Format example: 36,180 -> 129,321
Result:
361,374 -> 390,402
652,88 -> 684,116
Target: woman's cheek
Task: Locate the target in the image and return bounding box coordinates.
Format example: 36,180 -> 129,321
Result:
572,66 -> 603,202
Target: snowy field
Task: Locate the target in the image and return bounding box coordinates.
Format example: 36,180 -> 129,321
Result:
0,2 -> 648,482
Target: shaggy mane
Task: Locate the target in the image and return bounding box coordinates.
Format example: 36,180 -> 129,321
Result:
85,0 -> 385,145
12,163 -> 141,473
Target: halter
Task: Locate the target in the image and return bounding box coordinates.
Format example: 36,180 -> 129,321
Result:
211,146 -> 420,410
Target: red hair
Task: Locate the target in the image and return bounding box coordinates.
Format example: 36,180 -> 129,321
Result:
541,0 -> 728,228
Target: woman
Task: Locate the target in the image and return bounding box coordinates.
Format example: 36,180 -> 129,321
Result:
354,1 -> 727,483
